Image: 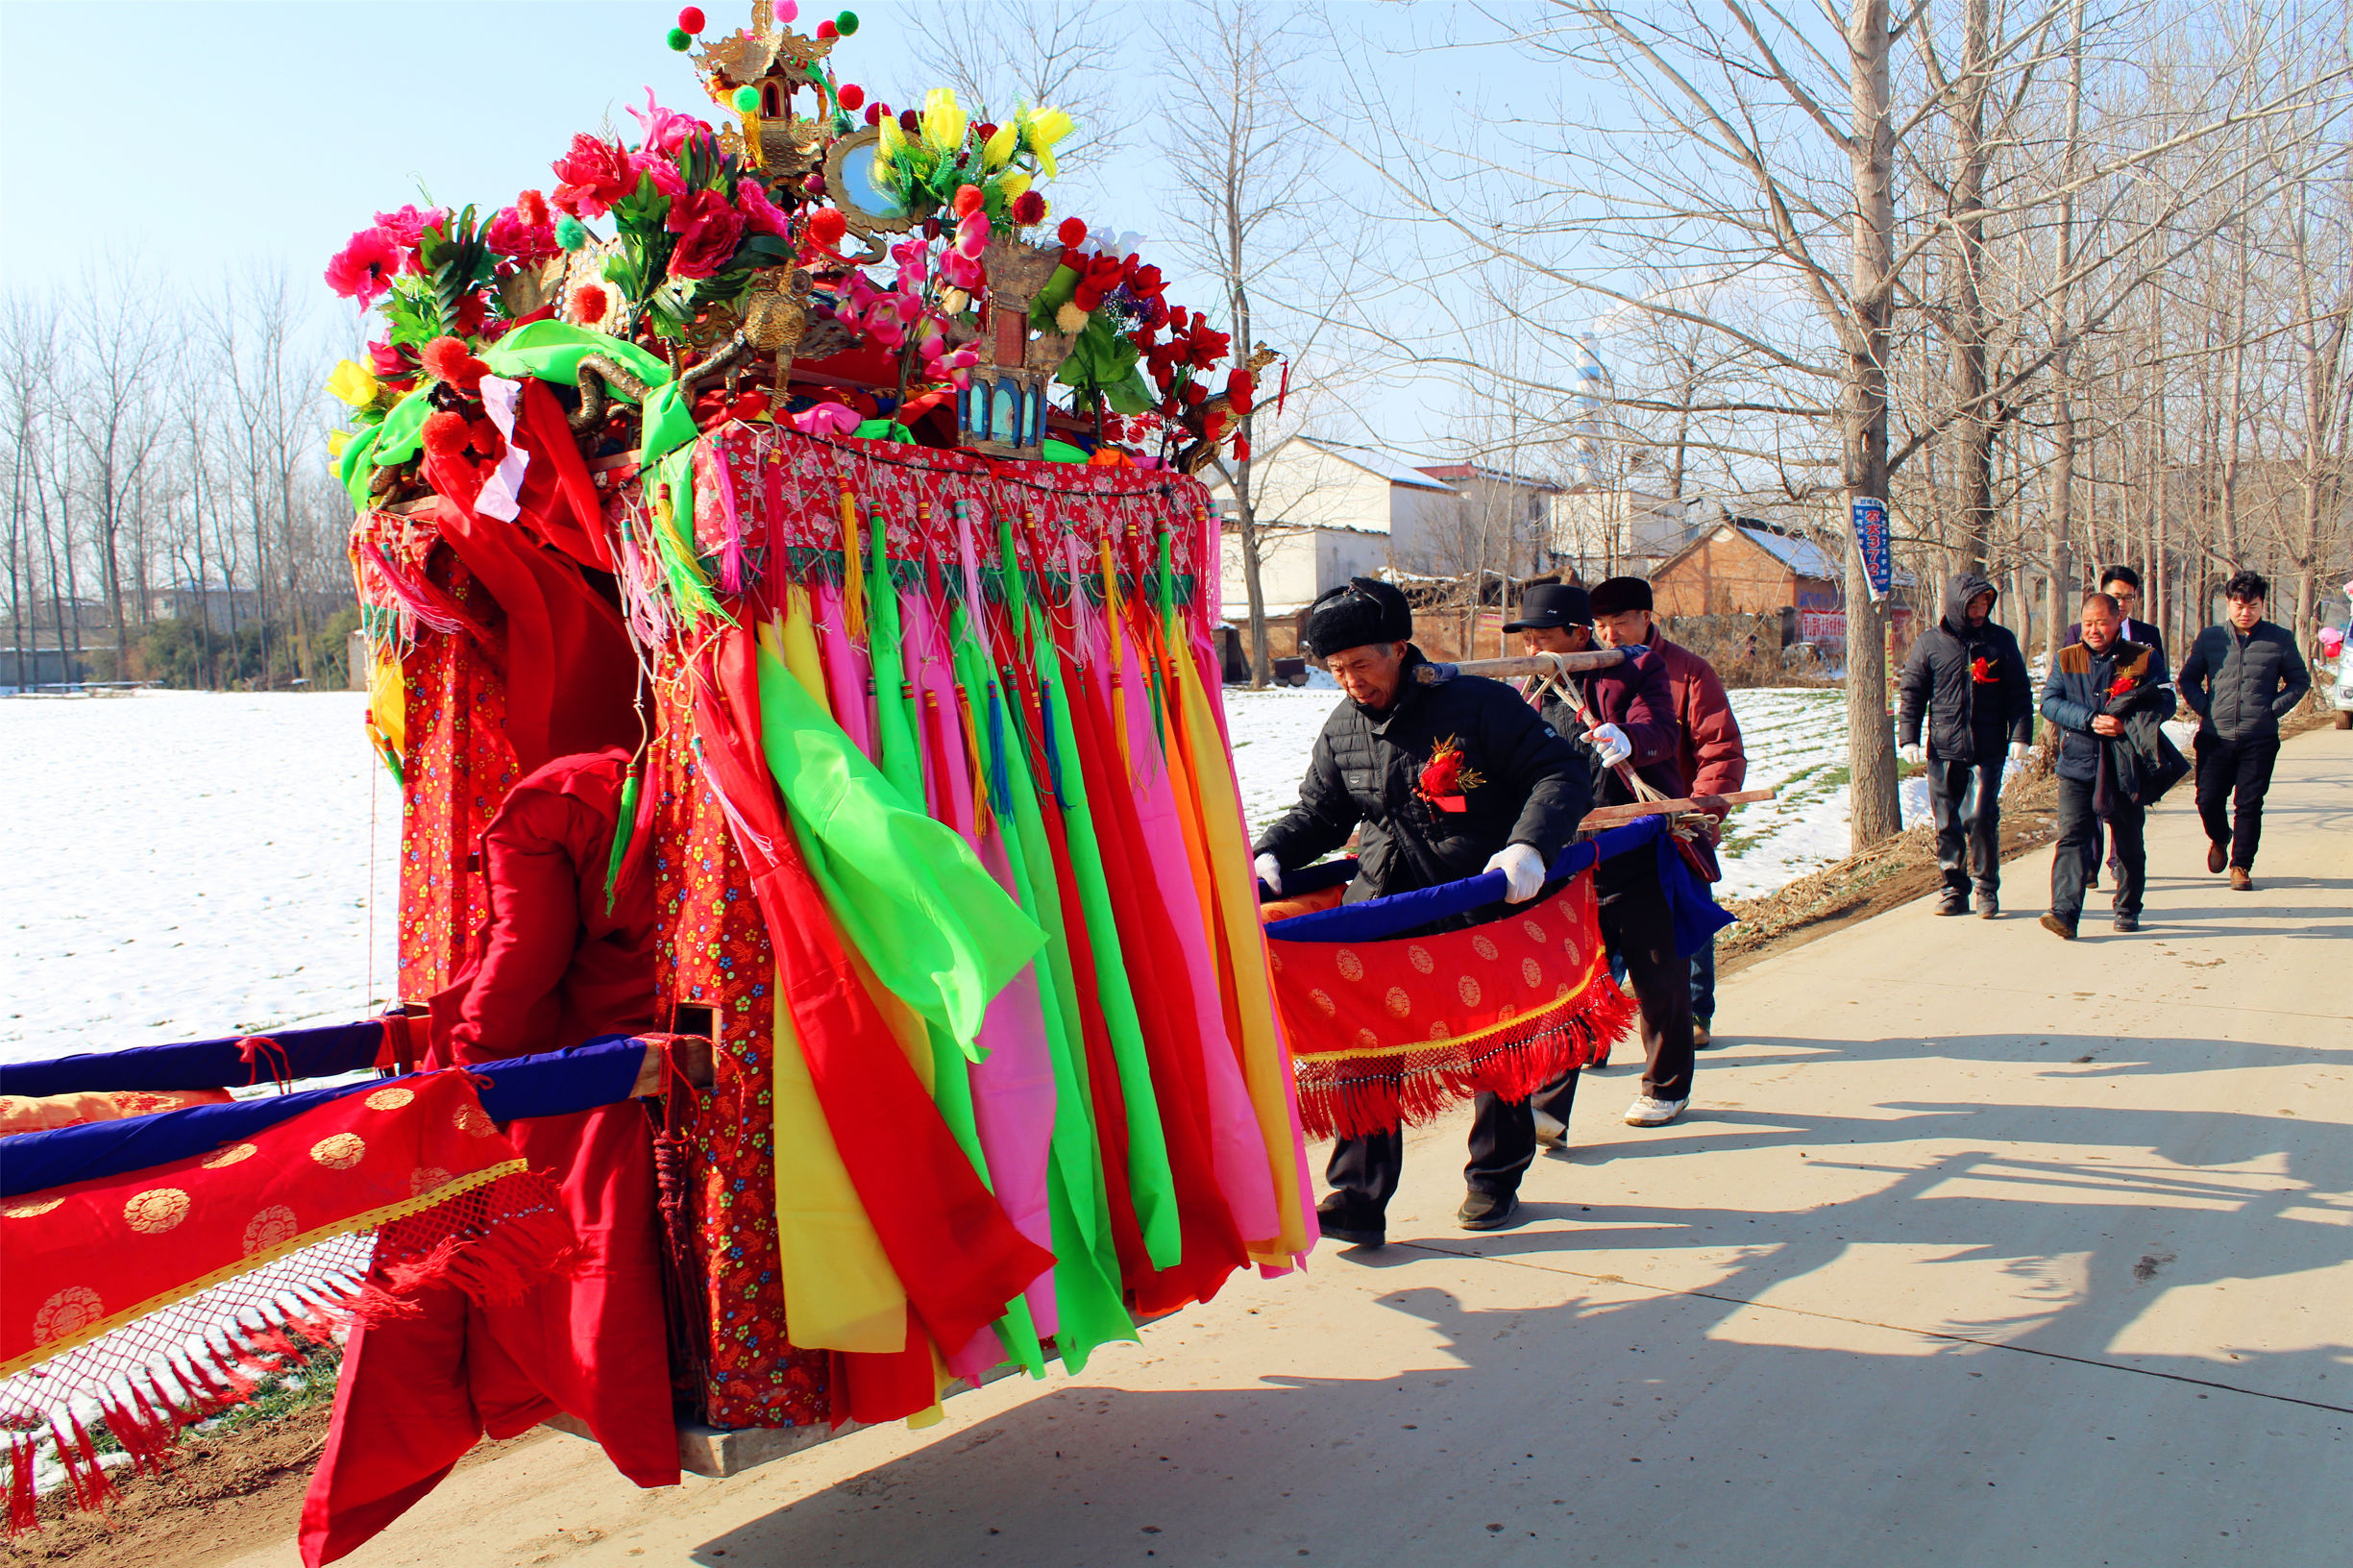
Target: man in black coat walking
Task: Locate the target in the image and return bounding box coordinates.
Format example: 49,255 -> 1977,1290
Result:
1254,578 -> 1590,1245
2176,570 -> 2311,890
2038,592 -> 2171,937
2063,565 -> 2169,896
1897,573 -> 2036,917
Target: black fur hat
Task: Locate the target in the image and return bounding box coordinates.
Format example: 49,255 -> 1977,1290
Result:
1306,576 -> 1413,658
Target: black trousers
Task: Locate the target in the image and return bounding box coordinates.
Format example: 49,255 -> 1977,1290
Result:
1531,870 -> 1696,1122
1928,755 -> 2004,897
1324,1091 -> 1535,1216
2050,776 -> 2145,922
2194,733 -> 2280,870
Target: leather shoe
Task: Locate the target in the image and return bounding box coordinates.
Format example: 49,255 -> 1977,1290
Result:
1975,892 -> 1998,919
1457,1190 -> 1523,1232
1315,1195 -> 1385,1247
2208,842 -> 2227,873
2112,914 -> 2139,933
1935,893 -> 1968,917
2039,913 -> 2077,941
2229,866 -> 2253,892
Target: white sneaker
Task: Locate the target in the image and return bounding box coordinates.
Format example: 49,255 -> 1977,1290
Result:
1624,1096 -> 1687,1127
1533,1110 -> 1568,1150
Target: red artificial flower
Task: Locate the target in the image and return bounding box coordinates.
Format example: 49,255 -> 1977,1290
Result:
365,339 -> 410,379
819,19 -> 840,38
469,418 -> 506,463
736,177 -> 793,238
551,134 -> 637,219
485,204 -> 559,262
677,6 -> 705,32
665,187 -> 745,279
865,101 -> 886,127
421,410 -> 471,459
517,189 -> 552,228
1123,260 -> 1166,302
838,84 -> 866,111
1071,252 -> 1127,311
1180,380 -> 1208,408
1970,654 -> 1997,684
1200,410 -> 1227,442
806,207 -> 848,251
1232,435 -> 1252,461
1227,367 -> 1255,414
570,283 -> 611,324
1143,295 -> 1169,328
1011,189 -> 1047,227
373,205 -> 447,264
1417,736 -> 1484,812
422,335 -> 489,391
952,184 -> 984,218
2107,671 -> 2138,699
452,291 -> 488,338
325,227 -> 402,306
1057,217 -> 1089,248
897,109 -> 919,133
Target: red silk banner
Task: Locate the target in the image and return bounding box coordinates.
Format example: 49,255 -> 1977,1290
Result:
1266,871 -> 1635,1139
1,1070 -> 554,1375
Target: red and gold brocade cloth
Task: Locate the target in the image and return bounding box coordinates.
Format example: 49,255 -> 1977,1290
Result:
395,561 -> 517,1003
1266,872 -> 1635,1141
647,675 -> 829,1430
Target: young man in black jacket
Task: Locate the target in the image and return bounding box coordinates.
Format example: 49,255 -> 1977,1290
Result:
2038,592 -> 2171,937
2176,570 -> 2311,890
1253,578 -> 1591,1244
2063,565 -> 2169,895
1897,573 -> 2035,917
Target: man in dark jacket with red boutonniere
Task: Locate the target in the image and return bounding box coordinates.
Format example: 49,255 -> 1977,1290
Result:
2038,592 -> 2175,938
1898,572 -> 2035,918
1505,581 -> 1700,1141
2062,565 -> 2169,897
1254,577 -> 1591,1245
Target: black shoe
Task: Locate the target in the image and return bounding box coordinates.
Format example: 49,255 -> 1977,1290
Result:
1457,1190 -> 1523,1232
1935,893 -> 1969,917
2039,912 -> 2077,941
2112,914 -> 2139,933
1975,892 -> 1998,919
1315,1196 -> 1385,1247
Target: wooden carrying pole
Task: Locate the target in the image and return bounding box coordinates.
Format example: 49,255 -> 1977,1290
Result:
1577,789 -> 1776,831
1415,649 -> 1627,682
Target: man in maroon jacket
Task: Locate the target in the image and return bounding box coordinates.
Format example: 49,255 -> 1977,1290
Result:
1588,576 -> 1748,1048
1507,582 -> 1698,1135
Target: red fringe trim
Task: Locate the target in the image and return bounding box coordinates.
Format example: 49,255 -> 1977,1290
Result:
1294,977 -> 1640,1140
348,1167 -> 577,1328
8,1432 -> 39,1535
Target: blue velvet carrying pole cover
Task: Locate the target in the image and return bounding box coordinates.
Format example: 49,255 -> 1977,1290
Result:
0,1037 -> 651,1199
0,1018 -> 393,1099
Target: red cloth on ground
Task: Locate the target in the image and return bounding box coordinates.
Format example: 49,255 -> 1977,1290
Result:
303,753 -> 676,1566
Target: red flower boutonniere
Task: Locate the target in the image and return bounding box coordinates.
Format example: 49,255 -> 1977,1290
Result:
1418,736 -> 1485,814
1970,655 -> 1998,684
2107,672 -> 2138,699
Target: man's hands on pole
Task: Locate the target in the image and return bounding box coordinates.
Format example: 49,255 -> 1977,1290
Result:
1485,843 -> 1547,903
1584,722 -> 1632,768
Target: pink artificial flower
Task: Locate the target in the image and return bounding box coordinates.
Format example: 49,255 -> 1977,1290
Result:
628,149 -> 688,200
486,204 -> 559,262
625,86 -> 712,156
791,402 -> 863,437
374,205 -> 447,256
665,187 -> 745,279
954,211 -> 991,259
736,178 -> 793,239
325,228 -> 403,306
551,135 -> 636,218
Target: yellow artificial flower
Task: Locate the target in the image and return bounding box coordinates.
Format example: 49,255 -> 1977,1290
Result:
1024,106 -> 1074,178
876,112 -> 905,165
327,428 -> 353,459
921,87 -> 967,154
982,119 -> 1019,170
327,358 -> 379,408
996,170 -> 1032,202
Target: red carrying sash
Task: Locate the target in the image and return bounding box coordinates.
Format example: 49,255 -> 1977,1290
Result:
1267,870 -> 1634,1140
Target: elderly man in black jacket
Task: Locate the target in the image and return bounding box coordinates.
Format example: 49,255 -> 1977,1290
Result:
1254,577 -> 1590,1245
2177,569 -> 2311,890
1898,572 -> 2036,918
2038,592 -> 2171,938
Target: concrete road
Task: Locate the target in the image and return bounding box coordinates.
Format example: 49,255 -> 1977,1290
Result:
244,729 -> 2351,1568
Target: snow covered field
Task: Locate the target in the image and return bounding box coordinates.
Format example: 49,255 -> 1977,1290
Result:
6,681 -> 1950,1068
1,692 -> 399,1066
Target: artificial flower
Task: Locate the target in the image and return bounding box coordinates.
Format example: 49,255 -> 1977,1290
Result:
997,171 -> 1033,203
665,187 -> 745,279
791,402 -> 864,437
421,410 -> 472,459
626,86 -> 712,157
875,113 -> 906,165
326,358 -> 380,408
2107,671 -> 2139,699
628,149 -> 689,199
1056,301 -> 1089,333
366,339 -> 412,380
1970,655 -> 1997,684
955,210 -> 991,258
736,177 -> 793,238
374,205 -> 447,258
1417,737 -> 1483,811
953,184 -> 984,218
1023,106 -> 1073,178
1057,217 -> 1088,248
486,204 -> 560,262
1011,189 -> 1047,227
982,119 -> 1018,169
569,283 -> 612,326
1124,259 -> 1166,302
806,207 -> 848,252
921,88 -> 967,153
422,336 -> 489,392
838,83 -> 866,111
551,135 -> 636,218
327,428 -> 353,459
1227,367 -> 1255,414
325,228 -> 402,306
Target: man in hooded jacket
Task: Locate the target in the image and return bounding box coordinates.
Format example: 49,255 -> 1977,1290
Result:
1897,574 -> 2035,917
1254,578 -> 1590,1244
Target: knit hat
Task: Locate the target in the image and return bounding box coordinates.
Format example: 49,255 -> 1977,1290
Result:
1306,576 -> 1413,658
1586,576 -> 1654,617
1502,583 -> 1591,632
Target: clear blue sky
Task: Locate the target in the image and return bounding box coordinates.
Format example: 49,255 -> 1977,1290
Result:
0,1 -> 1594,455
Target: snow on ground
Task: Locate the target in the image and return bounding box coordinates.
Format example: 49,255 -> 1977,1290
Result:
0,692 -> 399,1066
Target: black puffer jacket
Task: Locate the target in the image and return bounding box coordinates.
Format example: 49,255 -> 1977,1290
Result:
2177,620 -> 2311,744
1256,648 -> 1590,901
1897,573 -> 2035,764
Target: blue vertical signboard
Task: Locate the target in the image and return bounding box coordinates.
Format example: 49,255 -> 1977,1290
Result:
1851,498 -> 1892,601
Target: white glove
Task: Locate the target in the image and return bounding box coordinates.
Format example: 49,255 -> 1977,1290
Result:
2007,742 -> 2031,763
1899,743 -> 1925,766
1485,842 -> 1548,903
1253,853 -> 1284,896
1584,722 -> 1632,768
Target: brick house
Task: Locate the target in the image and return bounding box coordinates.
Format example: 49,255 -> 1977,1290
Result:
1651,520 -> 1914,652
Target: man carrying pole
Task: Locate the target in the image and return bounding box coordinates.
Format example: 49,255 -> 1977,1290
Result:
1252,578 -> 1590,1244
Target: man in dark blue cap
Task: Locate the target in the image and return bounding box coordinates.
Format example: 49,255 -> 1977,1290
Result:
1253,576 -> 1590,1244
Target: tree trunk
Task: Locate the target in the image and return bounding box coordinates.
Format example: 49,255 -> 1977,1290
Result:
1844,0 -> 1901,850
1948,0 -> 1995,575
